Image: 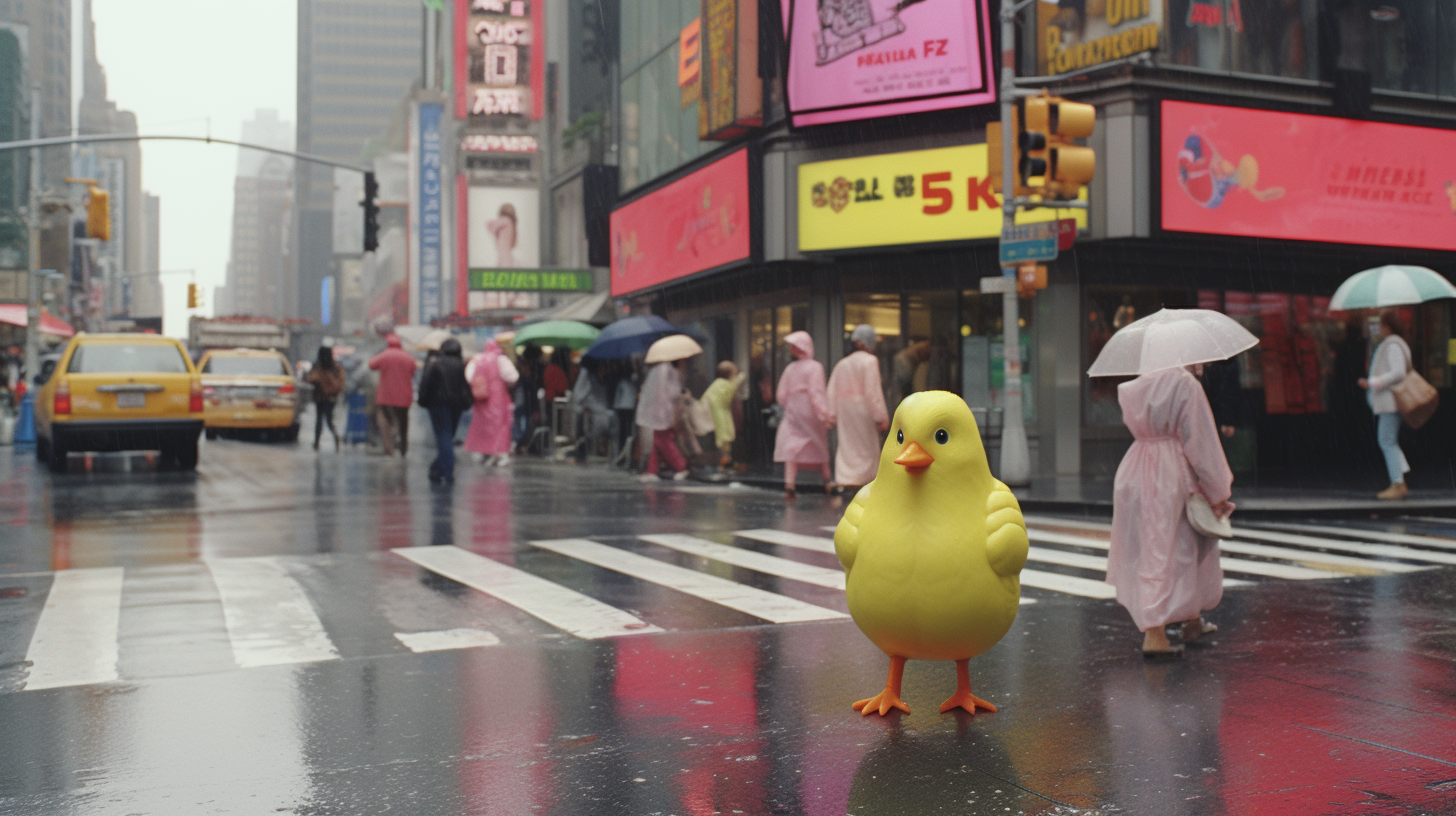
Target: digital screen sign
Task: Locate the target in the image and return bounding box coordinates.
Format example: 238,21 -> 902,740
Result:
1161,101 -> 1456,252
610,150 -> 751,297
784,0 -> 995,127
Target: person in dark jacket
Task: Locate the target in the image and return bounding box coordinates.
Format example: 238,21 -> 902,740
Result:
417,338 -> 472,483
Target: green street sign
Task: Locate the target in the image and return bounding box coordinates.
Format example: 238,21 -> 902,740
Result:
468,269 -> 594,292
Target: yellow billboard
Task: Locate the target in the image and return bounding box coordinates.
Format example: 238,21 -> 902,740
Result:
797,144 -> 1086,253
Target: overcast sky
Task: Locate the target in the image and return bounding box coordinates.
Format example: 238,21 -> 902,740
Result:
88,0 -> 296,336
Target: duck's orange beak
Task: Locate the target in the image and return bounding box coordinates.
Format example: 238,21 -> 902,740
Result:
893,440 -> 934,473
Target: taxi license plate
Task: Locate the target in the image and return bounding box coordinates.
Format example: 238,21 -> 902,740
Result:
116,392 -> 145,408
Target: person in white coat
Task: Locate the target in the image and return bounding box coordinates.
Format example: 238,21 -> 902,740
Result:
827,325 -> 889,490
1358,311 -> 1413,500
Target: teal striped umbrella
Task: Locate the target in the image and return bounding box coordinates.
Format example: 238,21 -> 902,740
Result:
1329,265 -> 1456,311
510,319 -> 601,350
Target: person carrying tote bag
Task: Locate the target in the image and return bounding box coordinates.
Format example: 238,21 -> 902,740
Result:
1359,311 -> 1427,500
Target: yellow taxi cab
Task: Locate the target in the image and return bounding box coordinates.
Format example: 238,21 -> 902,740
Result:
34,333 -> 204,472
197,348 -> 300,441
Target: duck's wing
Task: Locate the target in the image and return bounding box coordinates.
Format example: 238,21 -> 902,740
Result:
984,480 -> 1029,579
833,480 -> 874,575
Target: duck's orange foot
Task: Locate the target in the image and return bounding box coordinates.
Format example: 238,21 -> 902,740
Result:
938,689 -> 997,715
853,689 -> 910,717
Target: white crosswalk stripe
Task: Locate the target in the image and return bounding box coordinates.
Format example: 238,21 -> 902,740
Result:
1252,521 -> 1456,552
24,568 -> 124,691
640,534 -> 847,589
393,545 -> 663,639
1026,516 -> 1432,576
207,558 -> 341,669
9,516 -> 1452,694
531,538 -> 848,623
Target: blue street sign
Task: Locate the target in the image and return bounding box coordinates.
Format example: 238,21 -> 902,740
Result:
999,222 -> 1059,265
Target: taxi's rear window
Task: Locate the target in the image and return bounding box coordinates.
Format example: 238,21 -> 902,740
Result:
67,344 -> 189,374
203,356 -> 287,376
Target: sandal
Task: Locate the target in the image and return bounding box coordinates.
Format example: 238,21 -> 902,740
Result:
1181,618 -> 1218,642
785,488 -> 797,501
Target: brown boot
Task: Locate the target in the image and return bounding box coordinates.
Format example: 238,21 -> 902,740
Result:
1376,482 -> 1408,500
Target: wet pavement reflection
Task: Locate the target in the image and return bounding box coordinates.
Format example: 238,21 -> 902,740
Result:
1,435 -> 1454,814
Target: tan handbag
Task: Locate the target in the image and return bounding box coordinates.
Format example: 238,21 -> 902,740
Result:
1391,343 -> 1439,430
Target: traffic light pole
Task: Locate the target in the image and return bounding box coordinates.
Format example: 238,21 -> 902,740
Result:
998,0 -> 1034,486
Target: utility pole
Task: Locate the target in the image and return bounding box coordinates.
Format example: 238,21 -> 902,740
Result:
23,85 -> 42,388
998,1 -> 1032,486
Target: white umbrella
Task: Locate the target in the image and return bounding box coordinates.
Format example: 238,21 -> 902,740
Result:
644,334 -> 703,364
1088,308 -> 1258,377
1329,265 -> 1456,311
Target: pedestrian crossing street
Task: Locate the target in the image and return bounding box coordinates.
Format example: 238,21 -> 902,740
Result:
7,516 -> 1456,693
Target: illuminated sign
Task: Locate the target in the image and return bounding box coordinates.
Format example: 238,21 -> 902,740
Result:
798,145 -> 1084,252
418,103 -> 444,321
699,0 -> 761,139
461,133 -> 539,153
785,0 -> 995,127
610,150 -> 751,297
468,269 -> 593,291
456,0 -> 543,122
1036,0 -> 1162,75
1161,101 -> 1456,252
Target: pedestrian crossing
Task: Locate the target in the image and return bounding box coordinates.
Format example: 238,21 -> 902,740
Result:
5,517 -> 1451,693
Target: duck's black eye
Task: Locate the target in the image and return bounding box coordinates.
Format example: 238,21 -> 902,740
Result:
896,429 -> 904,444
935,429 -> 949,445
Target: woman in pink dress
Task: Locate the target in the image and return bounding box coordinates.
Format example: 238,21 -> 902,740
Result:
465,338 -> 520,466
1106,365 -> 1235,657
774,331 -> 833,500
485,203 -> 518,267
827,324 -> 889,490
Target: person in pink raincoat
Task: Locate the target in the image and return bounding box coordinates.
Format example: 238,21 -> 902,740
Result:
774,331 -> 833,500
827,324 -> 890,491
464,338 -> 520,466
1106,365 -> 1235,658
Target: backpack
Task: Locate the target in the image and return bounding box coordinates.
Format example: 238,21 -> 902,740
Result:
471,363 -> 491,402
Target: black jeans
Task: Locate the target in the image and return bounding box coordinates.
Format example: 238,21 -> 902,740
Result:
428,404 -> 463,481
313,400 -> 337,447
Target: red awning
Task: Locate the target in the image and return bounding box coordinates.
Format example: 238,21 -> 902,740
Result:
0,304 -> 76,337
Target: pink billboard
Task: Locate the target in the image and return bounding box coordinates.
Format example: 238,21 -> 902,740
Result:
785,0 -> 995,127
610,149 -> 751,297
1162,100 -> 1456,252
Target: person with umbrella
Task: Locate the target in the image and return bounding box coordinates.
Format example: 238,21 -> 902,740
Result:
1358,311 -> 1414,500
775,331 -> 833,500
1090,310 -> 1255,658
1331,265 -> 1456,500
635,335 -> 701,482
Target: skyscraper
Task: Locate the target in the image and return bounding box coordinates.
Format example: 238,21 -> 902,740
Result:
295,0 -> 421,324
223,109 -> 294,318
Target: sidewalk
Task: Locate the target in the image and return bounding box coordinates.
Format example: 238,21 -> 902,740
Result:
688,464 -> 1456,519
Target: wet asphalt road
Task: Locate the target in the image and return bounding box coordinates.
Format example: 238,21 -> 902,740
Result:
2,420 -> 1456,815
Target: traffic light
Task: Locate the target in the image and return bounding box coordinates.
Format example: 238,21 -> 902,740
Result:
991,93 -> 1096,201
1031,93 -> 1096,200
361,171 -> 380,253
85,185 -> 111,241
186,283 -> 203,309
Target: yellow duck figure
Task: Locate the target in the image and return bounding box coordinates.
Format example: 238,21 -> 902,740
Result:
834,391 -> 1029,716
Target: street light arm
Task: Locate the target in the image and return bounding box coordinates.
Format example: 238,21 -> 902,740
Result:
0,134 -> 370,173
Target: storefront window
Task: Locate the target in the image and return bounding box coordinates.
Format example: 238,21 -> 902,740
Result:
617,0 -> 718,191
1326,0 -> 1456,99
960,291 -> 1035,427
1162,0 -> 1320,80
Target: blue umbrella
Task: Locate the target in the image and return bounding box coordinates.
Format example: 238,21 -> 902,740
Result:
583,315 -> 695,359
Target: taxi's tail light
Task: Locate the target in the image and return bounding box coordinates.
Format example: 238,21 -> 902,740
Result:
279,381 -> 295,395
189,379 -> 204,413
53,378 -> 70,415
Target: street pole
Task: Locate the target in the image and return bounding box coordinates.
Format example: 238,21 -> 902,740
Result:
998,1 -> 1031,486
23,86 -> 42,387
